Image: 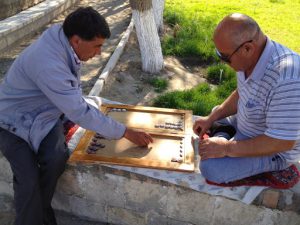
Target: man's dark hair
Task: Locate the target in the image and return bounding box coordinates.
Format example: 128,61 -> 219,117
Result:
63,7 -> 111,40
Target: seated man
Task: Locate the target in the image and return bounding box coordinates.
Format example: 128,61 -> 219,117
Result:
0,7 -> 152,225
193,13 -> 300,184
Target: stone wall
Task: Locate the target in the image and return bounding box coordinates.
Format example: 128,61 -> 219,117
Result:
1,152 -> 300,224
0,0 -> 44,20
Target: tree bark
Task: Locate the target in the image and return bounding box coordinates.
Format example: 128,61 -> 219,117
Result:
152,0 -> 165,33
130,0 -> 164,74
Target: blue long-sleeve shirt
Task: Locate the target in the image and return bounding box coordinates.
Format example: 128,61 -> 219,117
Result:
0,24 -> 126,152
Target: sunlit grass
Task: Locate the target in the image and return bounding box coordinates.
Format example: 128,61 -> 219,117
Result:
155,0 -> 299,115
163,0 -> 300,59
148,77 -> 168,93
152,79 -> 236,116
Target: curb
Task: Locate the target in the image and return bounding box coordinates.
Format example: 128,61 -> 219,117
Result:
89,17 -> 135,96
0,0 -> 79,52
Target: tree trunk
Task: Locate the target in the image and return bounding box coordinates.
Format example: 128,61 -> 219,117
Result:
130,0 -> 164,74
152,0 -> 165,33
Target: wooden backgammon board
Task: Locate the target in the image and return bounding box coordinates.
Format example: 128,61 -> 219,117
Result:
69,104 -> 195,172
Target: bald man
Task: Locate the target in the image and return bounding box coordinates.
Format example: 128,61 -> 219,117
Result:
193,13 -> 300,184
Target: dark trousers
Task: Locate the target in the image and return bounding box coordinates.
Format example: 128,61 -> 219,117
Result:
0,120 -> 69,225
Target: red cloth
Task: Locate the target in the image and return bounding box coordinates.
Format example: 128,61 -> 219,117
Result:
202,133 -> 210,139
63,120 -> 79,143
206,164 -> 300,189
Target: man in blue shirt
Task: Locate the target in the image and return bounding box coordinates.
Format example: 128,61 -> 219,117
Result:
0,7 -> 152,225
193,13 -> 300,184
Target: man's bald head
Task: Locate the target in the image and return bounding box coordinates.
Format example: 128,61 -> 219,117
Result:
213,13 -> 267,75
214,13 -> 261,48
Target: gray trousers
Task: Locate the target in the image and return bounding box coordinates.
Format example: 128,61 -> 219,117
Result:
0,120 -> 69,225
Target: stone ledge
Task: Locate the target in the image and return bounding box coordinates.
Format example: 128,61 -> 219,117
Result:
53,163 -> 300,225
252,163 -> 300,213
1,153 -> 300,224
0,0 -> 45,20
0,0 -> 79,52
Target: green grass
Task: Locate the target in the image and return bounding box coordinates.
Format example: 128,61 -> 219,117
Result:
152,78 -> 236,116
163,8 -> 217,63
207,64 -> 236,85
163,0 -> 300,60
155,0 -> 300,115
148,77 -> 168,93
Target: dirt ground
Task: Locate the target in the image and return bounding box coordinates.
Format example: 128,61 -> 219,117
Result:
0,0 -> 207,107
100,28 -> 207,106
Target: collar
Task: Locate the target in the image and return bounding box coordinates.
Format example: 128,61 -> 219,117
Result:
70,46 -> 81,65
58,25 -> 82,69
238,37 -> 274,82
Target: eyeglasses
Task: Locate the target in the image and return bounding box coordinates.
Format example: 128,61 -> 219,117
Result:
215,40 -> 253,64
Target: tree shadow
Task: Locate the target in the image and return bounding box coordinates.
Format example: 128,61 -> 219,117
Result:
93,0 -> 131,18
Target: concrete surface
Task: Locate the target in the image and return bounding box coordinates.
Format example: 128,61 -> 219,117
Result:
0,0 -> 79,52
1,0 -> 300,224
0,0 -> 44,20
1,150 -> 300,224
52,163 -> 300,225
0,206 -> 113,225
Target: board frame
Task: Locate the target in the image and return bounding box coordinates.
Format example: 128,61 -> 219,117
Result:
69,104 -> 195,172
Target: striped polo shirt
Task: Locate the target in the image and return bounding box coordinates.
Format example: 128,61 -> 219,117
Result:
236,37 -> 300,162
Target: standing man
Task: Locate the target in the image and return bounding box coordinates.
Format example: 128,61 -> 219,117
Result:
0,7 -> 152,225
193,13 -> 300,184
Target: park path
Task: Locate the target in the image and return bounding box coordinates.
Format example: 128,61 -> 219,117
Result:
0,0 -> 131,95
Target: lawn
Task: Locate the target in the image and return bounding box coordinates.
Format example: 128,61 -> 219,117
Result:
154,0 -> 300,116
163,0 -> 300,59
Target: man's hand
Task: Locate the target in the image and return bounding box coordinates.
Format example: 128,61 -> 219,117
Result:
123,128 -> 153,147
198,137 -> 229,160
193,116 -> 214,138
